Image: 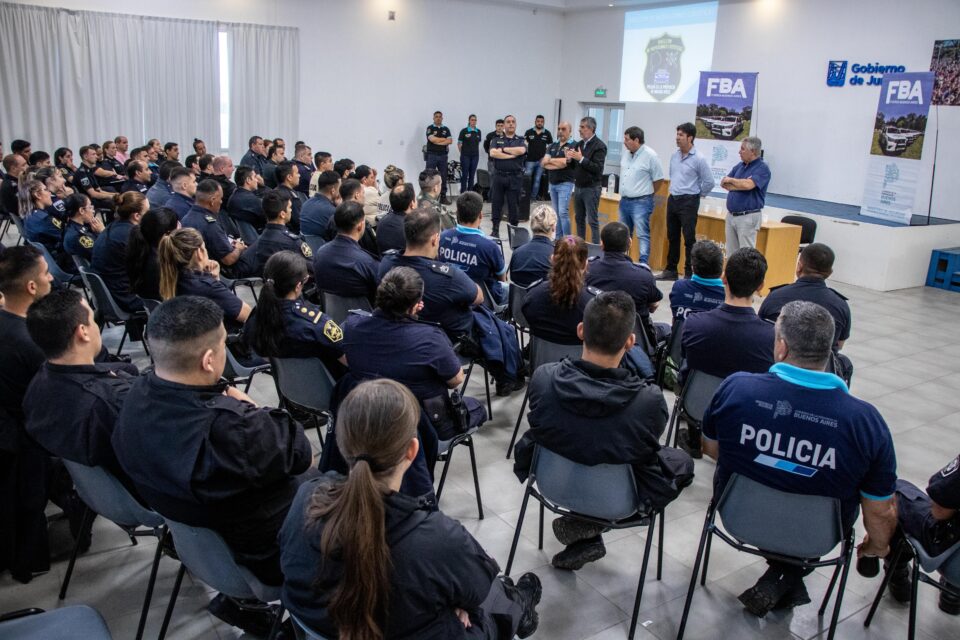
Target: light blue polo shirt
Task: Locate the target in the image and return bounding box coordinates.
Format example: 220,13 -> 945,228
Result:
620,144 -> 664,198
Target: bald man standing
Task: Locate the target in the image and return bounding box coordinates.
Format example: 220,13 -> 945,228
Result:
541,121 -> 577,237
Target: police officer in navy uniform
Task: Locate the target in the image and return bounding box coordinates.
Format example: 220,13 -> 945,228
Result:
62,195 -> 102,262
274,161 -> 304,234
425,110 -> 453,204
182,179 -> 249,275
457,114 -> 482,193
228,166 -> 266,231
488,115 -> 527,237
120,161 -> 151,196
312,201 -> 380,303
438,191 -> 507,304
239,190 -> 312,278
165,167 -> 197,221
668,240 -> 726,322
509,204 -> 557,287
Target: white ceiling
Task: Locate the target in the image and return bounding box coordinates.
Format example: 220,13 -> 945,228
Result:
484,0 -> 689,13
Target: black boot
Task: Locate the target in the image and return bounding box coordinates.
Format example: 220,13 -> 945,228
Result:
939,578 -> 960,615
679,424 -> 703,459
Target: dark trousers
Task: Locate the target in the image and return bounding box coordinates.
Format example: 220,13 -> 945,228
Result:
665,194 -> 701,275
461,154 -> 479,193
490,172 -> 522,229
574,185 -> 601,243
426,152 -> 449,198
467,577 -> 526,639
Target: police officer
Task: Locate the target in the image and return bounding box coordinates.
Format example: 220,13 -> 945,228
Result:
541,122 -> 577,237
182,179 -> 248,274
438,191 -> 506,304
22,180 -> 65,259
228,166 -> 266,231
120,161 -> 151,195
300,170 -> 340,240
165,167 -> 197,221
237,190 -> 309,277
484,118 -> 505,176
377,183 -> 416,255
62,194 -> 103,262
509,204 -> 557,287
274,161 -> 303,234
312,201 -> 380,303
668,240 -> 726,322
74,145 -> 117,213
91,192 -> 148,315
488,115 -> 527,238
457,114 -> 481,193
425,110 -> 453,203
291,144 -> 314,197
524,114 -> 553,201
1,153 -> 26,214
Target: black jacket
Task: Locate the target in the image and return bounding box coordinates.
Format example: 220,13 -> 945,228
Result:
572,137 -> 607,188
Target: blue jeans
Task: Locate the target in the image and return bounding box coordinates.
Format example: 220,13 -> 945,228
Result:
524,161 -> 545,200
619,194 -> 655,264
549,181 -> 574,238
460,154 -> 479,192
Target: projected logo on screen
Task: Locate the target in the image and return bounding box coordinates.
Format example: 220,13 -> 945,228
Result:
644,35 -> 685,101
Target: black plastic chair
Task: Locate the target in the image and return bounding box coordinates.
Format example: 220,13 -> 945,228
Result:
475,169 -> 490,200
223,275 -> 262,300
663,369 -> 724,447
434,414 -> 484,520
218,211 -> 243,240
77,266 -> 143,356
508,282 -> 531,348
676,473 -> 854,640
232,217 -> 260,246
477,280 -> 507,316
505,446 -> 663,640
8,211 -> 26,246
506,337 -> 582,458
506,224 -> 531,250
270,357 -> 337,446
320,291 -> 372,325
222,340 -> 271,393
781,215 -> 817,249
458,353 -> 493,421
586,242 -> 602,259
26,240 -> 81,289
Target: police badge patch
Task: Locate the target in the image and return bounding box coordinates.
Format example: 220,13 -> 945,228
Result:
644,34 -> 685,101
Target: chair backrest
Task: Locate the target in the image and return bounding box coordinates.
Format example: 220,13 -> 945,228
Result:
78,267 -> 130,323
218,212 -> 242,240
290,614 -> 332,640
303,234 -> 325,254
321,291 -> 372,324
141,298 -> 162,314
71,254 -> 91,271
9,210 -> 26,239
716,473 -> 843,558
533,447 -> 641,521
585,242 -> 602,259
908,535 -> 960,583
222,342 -> 257,379
0,605 -> 113,639
476,169 -> 490,188
530,335 -> 582,370
163,518 -> 278,603
681,369 -> 725,423
634,314 -> 657,357
476,280 -> 501,312
781,215 -> 817,245
271,357 -> 336,413
667,315 -> 685,365
26,240 -> 74,287
507,224 -> 531,250
233,218 -> 260,246
509,282 -> 530,329
63,460 -> 164,530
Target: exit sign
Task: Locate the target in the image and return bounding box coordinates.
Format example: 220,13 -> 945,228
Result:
594,87 -> 607,98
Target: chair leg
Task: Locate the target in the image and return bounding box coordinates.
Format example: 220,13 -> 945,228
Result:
58,506 -> 94,600
819,558 -> 843,616
908,555 -> 920,640
657,509 -> 665,581
266,603 -> 285,640
677,508 -> 713,640
665,395 -> 682,447
483,367 -> 492,420
135,528 -> 168,640
538,502 -> 545,550
505,489 -> 533,576
865,540 -> 905,627
467,438 -> 484,519
826,553 -> 852,640
435,446 -> 454,502
461,361 -> 475,392
700,530 -> 714,586
158,564 -> 186,640
115,324 -> 129,356
628,512 -> 658,640
506,387 -> 531,459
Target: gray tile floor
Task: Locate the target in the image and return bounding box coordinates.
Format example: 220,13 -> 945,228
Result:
2,216 -> 959,639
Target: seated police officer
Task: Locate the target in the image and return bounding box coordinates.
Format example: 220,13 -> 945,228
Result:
241,190 -> 312,278
324,179 -> 380,257
91,192 -> 148,315
1,153 -> 26,215
417,168 -> 455,230
513,291 -> 694,570
376,182 -> 416,255
146,160 -> 177,209
183,179 -> 248,274
439,191 -> 507,304
164,167 -> 197,221
20,179 -> 69,270
300,170 -> 340,240
759,243 -> 853,383
210,155 -> 237,207
274,161 -> 303,234
701,300 -> 898,618
884,454 -> 960,614
521,235 -> 595,346
111,295 -> 314,591
312,200 -> 380,304
62,193 -> 102,263
508,204 -> 556,288
119,161 -> 151,195
227,165 -> 266,231
668,240 -> 725,322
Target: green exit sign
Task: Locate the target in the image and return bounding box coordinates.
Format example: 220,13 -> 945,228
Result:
594,87 -> 607,98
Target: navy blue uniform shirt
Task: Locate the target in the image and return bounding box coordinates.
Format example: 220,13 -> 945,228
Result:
165,192 -> 194,220
725,157 -> 771,213
669,276 -> 725,321
521,280 -> 599,345
24,209 -> 64,250
182,205 -> 235,264
545,140 -> 577,184
147,179 -> 173,209
378,253 -> 478,337
244,299 -> 343,365
438,225 -> 505,298
73,164 -> 101,197
457,127 -> 481,155
585,252 -> 662,318
64,220 -> 98,261
244,223 -> 312,277
426,124 -> 452,154
292,160 -> 314,196
681,304 -> 775,379
376,210 -> 406,255
703,363 -> 897,528
490,134 -> 527,173
91,220 -> 141,312
276,186 -> 303,234
313,235 -> 380,302
239,150 -> 268,175
227,188 -> 265,230
509,235 -> 554,287
46,195 -> 68,221
176,269 -> 244,329
300,193 -> 335,238
120,180 -> 149,195
928,455 -> 960,510
759,276 -> 851,346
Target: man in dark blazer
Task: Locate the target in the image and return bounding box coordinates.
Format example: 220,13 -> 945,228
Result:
566,117 -> 607,243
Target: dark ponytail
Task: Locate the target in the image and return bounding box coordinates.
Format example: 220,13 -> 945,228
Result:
308,379 -> 420,640
374,266 -> 423,319
250,251 -> 308,357
128,207 -> 179,293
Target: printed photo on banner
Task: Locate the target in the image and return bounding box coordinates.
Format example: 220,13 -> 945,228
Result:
869,74 -> 934,159
930,39 -> 960,106
695,72 -> 756,141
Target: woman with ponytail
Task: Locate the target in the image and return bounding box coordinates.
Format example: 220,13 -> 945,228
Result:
157,227 -> 250,329
62,193 -> 103,262
90,190 -> 149,312
126,207 -> 179,300
521,235 -> 595,344
244,250 -> 345,375
279,379 -> 542,640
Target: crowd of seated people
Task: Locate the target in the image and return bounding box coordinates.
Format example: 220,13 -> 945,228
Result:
1,131 -> 956,640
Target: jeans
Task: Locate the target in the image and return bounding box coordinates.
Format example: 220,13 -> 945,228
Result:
549,181 -> 575,238
490,172 -> 522,229
425,152 -> 448,197
574,184 -> 602,243
524,160 -> 545,200
460,154 -> 479,193
665,194 -> 700,275
619,194 -> 655,264
725,210 -> 761,256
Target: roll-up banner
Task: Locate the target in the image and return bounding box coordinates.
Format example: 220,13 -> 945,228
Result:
695,71 -> 758,190
860,72 -> 935,225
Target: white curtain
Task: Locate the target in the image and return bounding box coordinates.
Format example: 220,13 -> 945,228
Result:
228,22 -> 299,157
0,2 -> 219,155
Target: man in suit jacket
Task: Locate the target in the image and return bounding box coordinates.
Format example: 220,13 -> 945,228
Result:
566,117 -> 607,243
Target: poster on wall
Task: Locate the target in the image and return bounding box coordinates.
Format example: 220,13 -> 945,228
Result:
860,72 -> 935,225
694,71 -> 758,189
930,39 -> 959,106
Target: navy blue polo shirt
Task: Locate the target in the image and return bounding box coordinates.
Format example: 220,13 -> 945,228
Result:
669,276 -> 725,321
74,164 -> 101,197
458,127 -> 481,156
702,363 -> 897,528
545,140 -> 576,184
239,150 -> 267,175
64,220 -> 98,261
585,252 -> 662,318
300,193 -> 336,238
378,253 -> 478,337
312,235 -> 380,302
725,158 -> 771,213
91,220 -> 141,312
376,211 -> 406,255
24,209 -> 64,250
426,124 -> 452,154
682,304 -> 775,379
759,277 -> 851,346
176,269 -> 243,328
182,205 -> 235,263
509,236 -> 553,287
438,225 -> 505,297
165,193 -> 194,220
120,180 -> 150,195
521,280 -> 598,345
490,135 -> 527,173
524,128 -> 554,162
342,310 -> 461,399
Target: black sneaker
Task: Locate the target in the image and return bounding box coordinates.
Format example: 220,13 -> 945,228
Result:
496,377 -> 525,397
655,270 -> 678,281
491,226 -> 500,238
939,577 -> 960,615
678,429 -> 703,460
773,581 -> 811,610
886,559 -> 912,603
552,517 -> 609,546
552,536 -> 606,571
738,578 -> 791,618
441,196 -> 452,205
514,572 -> 542,638
207,594 -> 277,637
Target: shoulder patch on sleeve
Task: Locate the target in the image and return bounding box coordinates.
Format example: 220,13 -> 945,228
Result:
323,318 -> 343,342
204,215 -> 217,223
301,242 -> 312,258
586,286 -> 603,296
51,217 -> 62,229
940,456 -> 959,478
430,262 -> 452,275
79,235 -> 95,249
767,283 -> 788,293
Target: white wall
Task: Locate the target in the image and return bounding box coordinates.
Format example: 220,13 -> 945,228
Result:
558,0 -> 960,220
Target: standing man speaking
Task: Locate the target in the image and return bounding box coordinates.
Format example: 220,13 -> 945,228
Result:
425,110 -> 453,204
488,115 -> 527,238
566,117 -> 607,244
619,126 -> 664,266
720,136 -> 771,256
